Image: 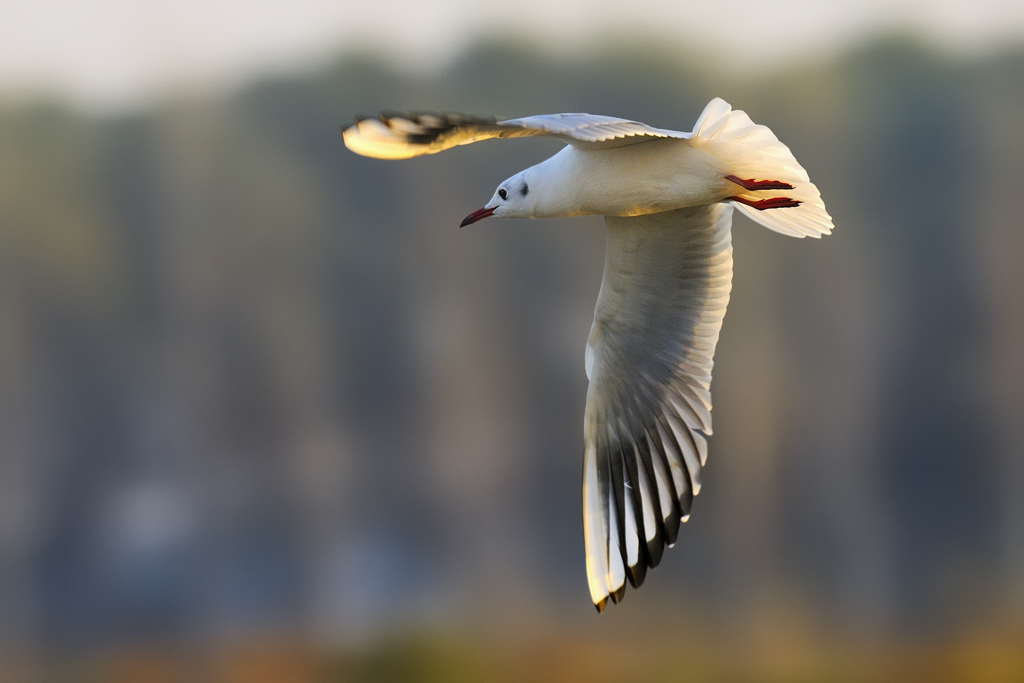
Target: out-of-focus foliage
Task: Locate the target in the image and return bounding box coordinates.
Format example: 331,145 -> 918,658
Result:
1,35 -> 1024,680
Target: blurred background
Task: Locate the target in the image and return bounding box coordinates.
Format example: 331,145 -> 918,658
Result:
2,1 -> 1024,680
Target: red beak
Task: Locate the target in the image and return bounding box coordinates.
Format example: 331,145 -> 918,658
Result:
460,206 -> 496,227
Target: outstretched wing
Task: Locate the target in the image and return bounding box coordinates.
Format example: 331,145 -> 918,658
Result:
583,203 -> 734,611
342,112 -> 689,160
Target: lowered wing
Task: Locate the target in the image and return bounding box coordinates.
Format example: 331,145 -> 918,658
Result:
583,203 -> 734,611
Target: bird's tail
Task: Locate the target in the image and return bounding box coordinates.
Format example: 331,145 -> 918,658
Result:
689,98 -> 833,238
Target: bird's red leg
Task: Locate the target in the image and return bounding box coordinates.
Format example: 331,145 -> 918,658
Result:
729,195 -> 802,210
725,174 -> 795,191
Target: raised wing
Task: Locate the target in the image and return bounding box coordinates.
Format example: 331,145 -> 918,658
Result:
342,112 -> 689,160
583,203 -> 734,611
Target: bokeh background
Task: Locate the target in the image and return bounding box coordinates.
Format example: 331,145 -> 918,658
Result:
2,1 -> 1024,680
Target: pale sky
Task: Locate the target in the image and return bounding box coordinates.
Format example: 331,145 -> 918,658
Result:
3,0 -> 1024,111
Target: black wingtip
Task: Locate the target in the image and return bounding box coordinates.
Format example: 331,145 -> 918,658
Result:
663,511 -> 681,546
647,531 -> 665,568
594,598 -> 607,613
678,484 -> 694,517
627,561 -> 647,589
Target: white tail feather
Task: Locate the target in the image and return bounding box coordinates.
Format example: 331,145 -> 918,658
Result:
690,98 -> 833,238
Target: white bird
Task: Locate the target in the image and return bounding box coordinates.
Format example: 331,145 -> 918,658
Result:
342,98 -> 832,612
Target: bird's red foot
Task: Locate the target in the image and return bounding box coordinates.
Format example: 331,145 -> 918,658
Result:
725,174 -> 795,191
729,195 -> 802,210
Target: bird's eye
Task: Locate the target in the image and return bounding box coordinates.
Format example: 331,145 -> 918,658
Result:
498,188 -> 508,200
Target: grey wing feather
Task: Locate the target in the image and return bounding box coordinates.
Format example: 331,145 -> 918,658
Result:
583,203 -> 734,611
342,111 -> 689,159
500,113 -> 690,146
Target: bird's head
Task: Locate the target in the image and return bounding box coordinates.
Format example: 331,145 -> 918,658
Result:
460,171 -> 537,227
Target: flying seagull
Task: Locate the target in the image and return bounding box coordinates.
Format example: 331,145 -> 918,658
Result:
341,98 -> 832,612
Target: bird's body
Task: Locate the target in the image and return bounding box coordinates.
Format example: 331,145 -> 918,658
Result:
508,140 -> 732,218
342,98 -> 833,611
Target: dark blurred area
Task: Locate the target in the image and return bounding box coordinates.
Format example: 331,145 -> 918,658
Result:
1,36 -> 1024,681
